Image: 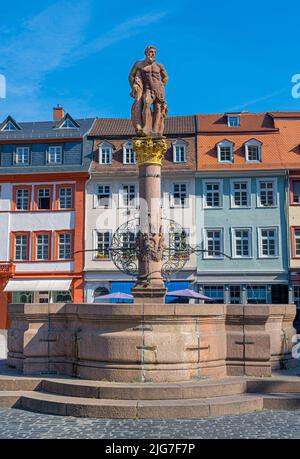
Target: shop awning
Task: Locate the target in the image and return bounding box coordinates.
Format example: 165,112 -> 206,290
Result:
4,279 -> 73,292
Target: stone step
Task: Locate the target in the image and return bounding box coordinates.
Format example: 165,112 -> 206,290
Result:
40,378 -> 247,400
0,391 -> 263,419
263,393 -> 300,410
0,378 -> 42,391
247,379 -> 300,394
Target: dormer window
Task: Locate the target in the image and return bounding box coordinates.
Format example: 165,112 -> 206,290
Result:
60,118 -> 77,129
99,142 -> 113,165
245,139 -> 262,162
226,113 -> 241,127
217,140 -> 234,163
56,113 -> 79,129
123,141 -> 136,164
173,140 -> 187,163
2,120 -> 17,131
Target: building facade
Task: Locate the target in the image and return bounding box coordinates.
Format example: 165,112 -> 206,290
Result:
84,116 -> 197,302
196,112 -> 290,304
0,106 -> 95,334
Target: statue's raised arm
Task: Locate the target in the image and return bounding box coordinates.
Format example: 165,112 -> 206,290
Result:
129,46 -> 168,137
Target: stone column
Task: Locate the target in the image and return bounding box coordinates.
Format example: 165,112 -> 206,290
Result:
131,136 -> 168,303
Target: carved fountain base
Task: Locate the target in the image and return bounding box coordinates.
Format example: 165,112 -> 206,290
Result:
7,302 -> 296,382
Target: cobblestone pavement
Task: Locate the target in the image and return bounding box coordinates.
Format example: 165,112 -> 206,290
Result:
0,408 -> 299,438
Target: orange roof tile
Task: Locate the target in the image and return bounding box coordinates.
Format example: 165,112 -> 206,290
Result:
197,113 -> 276,133
197,113 -> 300,171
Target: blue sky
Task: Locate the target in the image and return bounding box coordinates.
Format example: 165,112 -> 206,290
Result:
0,0 -> 300,121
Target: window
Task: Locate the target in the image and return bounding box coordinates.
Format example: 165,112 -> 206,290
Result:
2,120 -> 18,131
96,185 -> 111,208
99,143 -> 112,164
173,141 -> 187,163
292,228 -> 300,257
14,147 -> 30,165
204,181 -> 222,208
204,286 -> 224,303
204,229 -> 223,258
37,188 -> 51,210
217,140 -> 233,163
227,116 -> 240,127
35,233 -> 50,261
123,142 -> 136,164
230,286 -> 241,304
57,232 -> 72,260
245,139 -> 262,162
291,180 -> 300,204
171,183 -> 188,207
122,184 -> 136,208
169,229 -> 189,259
94,286 -> 110,301
47,146 -> 62,164
257,179 -> 276,207
13,233 -> 29,261
231,180 -> 250,208
60,118 -> 77,129
247,286 -> 267,304
121,232 -> 135,252
58,186 -> 73,209
15,188 -> 31,210
95,231 -> 111,259
53,291 -> 72,302
259,227 -> 278,257
232,228 -> 252,258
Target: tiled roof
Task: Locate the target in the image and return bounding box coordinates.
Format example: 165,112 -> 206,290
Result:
90,115 -> 196,136
0,118 -> 95,140
197,113 -> 277,133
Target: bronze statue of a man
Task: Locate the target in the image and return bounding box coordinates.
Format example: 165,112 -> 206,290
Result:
129,46 -> 169,137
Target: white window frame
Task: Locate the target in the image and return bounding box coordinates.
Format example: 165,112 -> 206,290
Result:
172,140 -> 187,163
123,141 -> 136,165
170,183 -> 189,208
230,179 -> 251,208
203,228 -> 224,259
93,230 -> 111,260
15,234 -> 29,261
294,228 -> 300,257
58,233 -> 72,260
231,227 -> 253,259
58,187 -> 73,209
258,226 -> 279,258
217,140 -> 234,163
94,183 -> 112,208
256,178 -> 277,208
36,234 -> 50,260
245,139 -> 262,162
120,184 -> 137,208
47,145 -> 63,164
203,180 -> 223,209
16,188 -> 30,210
1,120 -> 18,131
59,118 -> 77,129
99,142 -> 113,165
14,147 -> 30,165
227,116 -> 240,127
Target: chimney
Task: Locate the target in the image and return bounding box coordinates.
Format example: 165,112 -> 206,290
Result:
53,104 -> 65,121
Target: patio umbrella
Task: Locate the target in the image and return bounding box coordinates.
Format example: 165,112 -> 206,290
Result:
96,292 -> 134,300
166,288 -> 212,301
